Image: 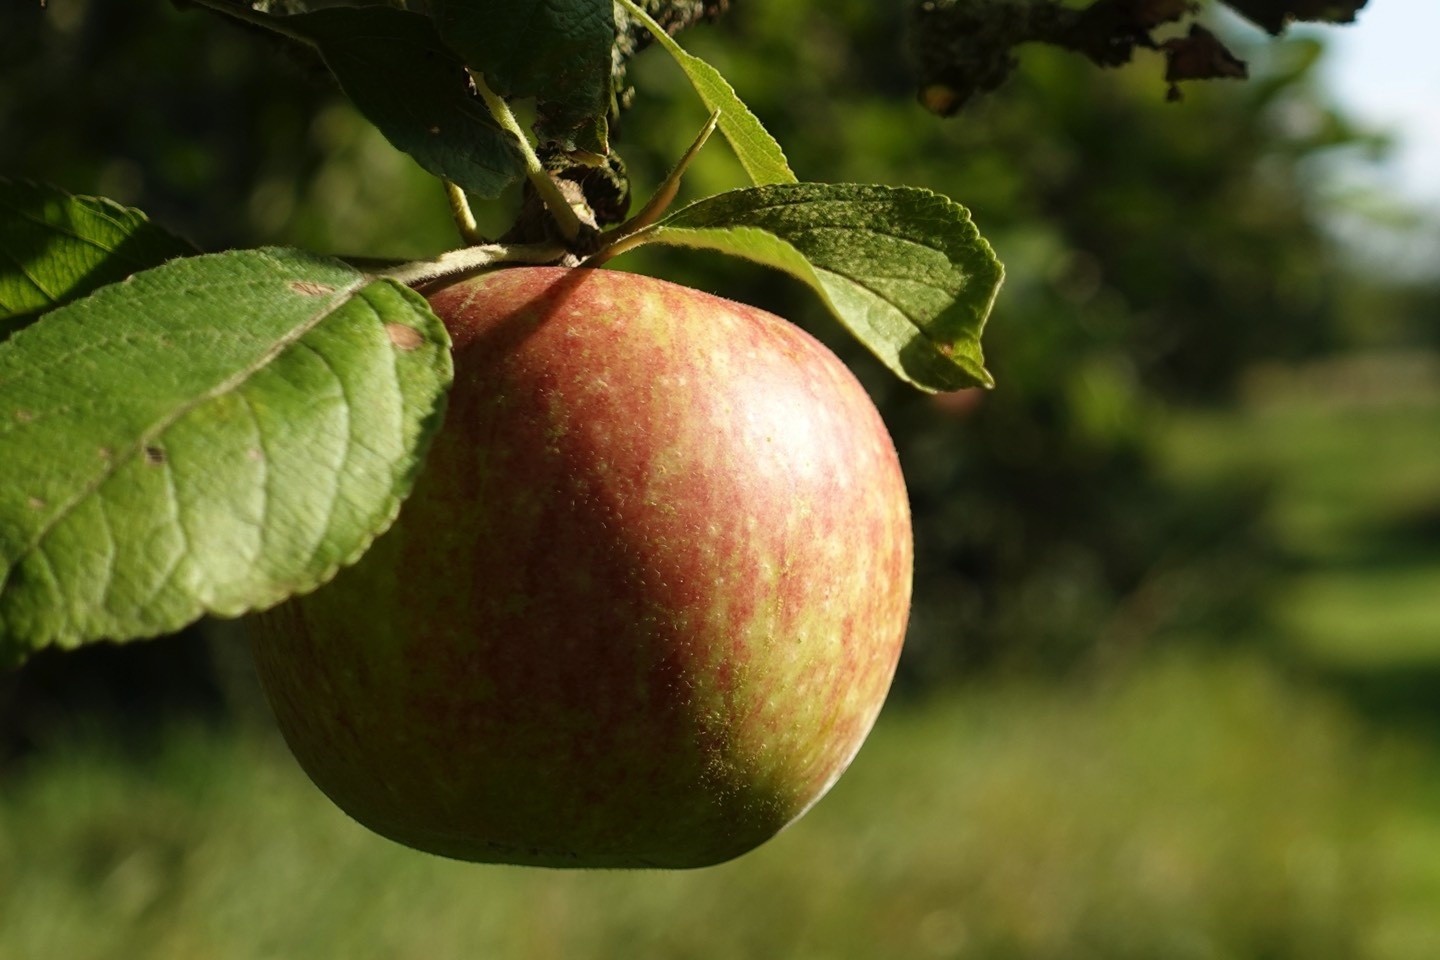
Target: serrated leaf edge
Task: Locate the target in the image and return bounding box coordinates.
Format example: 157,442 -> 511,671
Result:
0,176 -> 196,319
617,183 -> 1001,391
0,254 -> 450,659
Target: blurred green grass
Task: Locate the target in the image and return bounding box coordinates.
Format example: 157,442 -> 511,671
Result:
1163,353 -> 1440,669
4,652 -> 1440,960
4,354 -> 1440,959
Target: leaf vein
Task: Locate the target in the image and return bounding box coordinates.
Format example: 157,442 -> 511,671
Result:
236,389 -> 273,582
9,276 -> 369,606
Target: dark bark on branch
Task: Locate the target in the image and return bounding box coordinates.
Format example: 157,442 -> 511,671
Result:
907,0 -> 1365,115
516,1 -> 731,239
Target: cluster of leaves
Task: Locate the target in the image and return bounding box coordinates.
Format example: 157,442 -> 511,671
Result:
0,0 -> 1005,668
910,0 -> 1369,113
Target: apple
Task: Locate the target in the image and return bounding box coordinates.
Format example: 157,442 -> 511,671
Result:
250,266 -> 912,868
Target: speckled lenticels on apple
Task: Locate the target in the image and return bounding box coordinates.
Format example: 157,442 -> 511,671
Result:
250,266 -> 913,869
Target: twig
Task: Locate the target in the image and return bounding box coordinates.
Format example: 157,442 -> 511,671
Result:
468,70 -> 584,244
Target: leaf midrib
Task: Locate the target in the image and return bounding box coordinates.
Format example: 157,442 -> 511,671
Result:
3,272 -> 372,605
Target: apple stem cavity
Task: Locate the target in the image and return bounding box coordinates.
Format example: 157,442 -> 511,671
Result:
469,69 -> 585,245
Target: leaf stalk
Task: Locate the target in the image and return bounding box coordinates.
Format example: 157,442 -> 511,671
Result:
468,70 -> 584,245
587,109 -> 720,266
444,181 -> 485,245
371,242 -> 567,289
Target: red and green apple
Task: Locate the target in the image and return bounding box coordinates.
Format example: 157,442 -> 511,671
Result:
250,266 -> 913,868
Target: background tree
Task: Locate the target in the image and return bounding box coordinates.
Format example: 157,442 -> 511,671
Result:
9,1 -> 1440,955
0,0 -> 1384,742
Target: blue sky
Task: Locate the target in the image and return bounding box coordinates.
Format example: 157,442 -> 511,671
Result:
1314,1 -> 1440,208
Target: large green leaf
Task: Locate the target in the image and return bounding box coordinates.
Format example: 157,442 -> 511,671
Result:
432,0 -> 613,158
284,6 -> 527,198
0,178 -> 195,335
0,248 -> 452,665
615,0 -> 795,187
633,183 -> 1001,392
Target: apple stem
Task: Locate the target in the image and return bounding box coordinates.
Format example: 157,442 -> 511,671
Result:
586,109 -> 720,267
623,110 -> 719,236
371,242 -> 567,288
583,228 -> 657,267
469,70 -> 584,245
444,181 -> 486,245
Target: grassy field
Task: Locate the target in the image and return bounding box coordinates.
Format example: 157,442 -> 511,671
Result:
4,653 -> 1440,960
1163,355 -> 1440,671
3,355 -> 1439,959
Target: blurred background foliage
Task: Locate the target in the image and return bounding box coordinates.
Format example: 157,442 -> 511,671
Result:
3,0 -> 1440,956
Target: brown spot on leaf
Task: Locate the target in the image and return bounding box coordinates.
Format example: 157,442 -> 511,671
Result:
386,323 -> 424,351
247,447 -> 264,462
14,409 -> 34,423
28,497 -> 45,511
144,445 -> 166,466
289,281 -> 336,297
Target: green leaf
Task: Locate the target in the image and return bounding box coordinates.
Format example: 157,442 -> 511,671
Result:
615,0 -> 795,187
0,248 -> 452,665
285,6 -> 527,198
432,0 -> 613,158
0,178 -> 195,333
636,183 -> 1001,392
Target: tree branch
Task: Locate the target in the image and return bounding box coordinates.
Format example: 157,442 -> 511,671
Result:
908,0 -> 1364,116
531,0 -> 730,234
611,1 -> 731,117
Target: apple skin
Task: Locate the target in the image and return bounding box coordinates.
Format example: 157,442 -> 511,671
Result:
250,266 -> 912,869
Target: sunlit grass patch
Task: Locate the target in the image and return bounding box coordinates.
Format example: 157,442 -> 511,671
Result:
2,652 -> 1434,960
